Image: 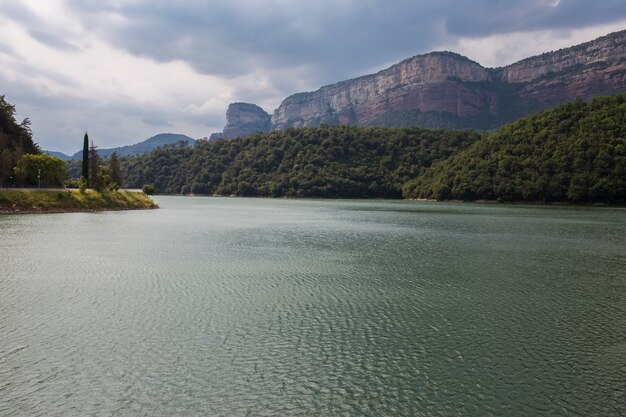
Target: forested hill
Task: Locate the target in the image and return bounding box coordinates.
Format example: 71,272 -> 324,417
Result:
121,126 -> 482,198
0,95 -> 40,186
403,94 -> 626,203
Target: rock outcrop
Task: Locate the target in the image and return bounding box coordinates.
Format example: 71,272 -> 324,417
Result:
210,102 -> 271,140
267,30 -> 626,131
501,31 -> 626,83
271,52 -> 495,129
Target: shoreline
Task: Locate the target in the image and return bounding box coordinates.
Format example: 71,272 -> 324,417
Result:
158,194 -> 625,207
0,189 -> 158,215
0,205 -> 159,215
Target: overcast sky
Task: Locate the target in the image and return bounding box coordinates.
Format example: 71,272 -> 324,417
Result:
1,0 -> 625,153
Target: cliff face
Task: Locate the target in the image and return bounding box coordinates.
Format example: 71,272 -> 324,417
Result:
272,52 -> 493,129
269,30 -> 626,131
501,30 -> 626,104
501,31 -> 626,83
211,102 -> 271,140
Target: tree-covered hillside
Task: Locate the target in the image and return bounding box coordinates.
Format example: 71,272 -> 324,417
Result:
403,94 -> 626,203
0,95 -> 40,186
121,126 -> 481,197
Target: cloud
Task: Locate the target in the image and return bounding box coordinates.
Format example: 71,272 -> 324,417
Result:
443,20 -> 626,68
28,29 -> 80,51
63,0 -> 626,79
1,0 -> 625,153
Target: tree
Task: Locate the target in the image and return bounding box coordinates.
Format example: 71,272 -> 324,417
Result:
14,154 -> 65,187
82,132 -> 89,182
1,148 -> 12,187
142,183 -> 155,195
0,95 -> 39,186
88,141 -> 100,189
108,151 -> 122,189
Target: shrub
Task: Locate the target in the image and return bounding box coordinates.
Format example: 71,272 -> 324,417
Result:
142,184 -> 155,195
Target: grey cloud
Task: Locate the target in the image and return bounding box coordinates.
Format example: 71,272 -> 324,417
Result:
0,2 -> 41,26
65,0 -> 443,84
63,0 -> 626,92
443,0 -> 626,36
0,71 -> 181,153
28,29 -> 80,52
141,114 -> 174,127
537,0 -> 626,30
0,39 -> 18,58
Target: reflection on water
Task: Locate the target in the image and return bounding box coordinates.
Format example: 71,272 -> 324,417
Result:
1,197 -> 624,416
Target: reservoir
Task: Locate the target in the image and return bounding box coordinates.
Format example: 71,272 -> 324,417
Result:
1,197 -> 624,416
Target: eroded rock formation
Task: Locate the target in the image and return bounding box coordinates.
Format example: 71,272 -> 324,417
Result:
213,30 -> 626,133
210,102 -> 271,140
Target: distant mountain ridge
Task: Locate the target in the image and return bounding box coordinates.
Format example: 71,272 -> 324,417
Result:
46,133 -> 196,160
212,30 -> 626,136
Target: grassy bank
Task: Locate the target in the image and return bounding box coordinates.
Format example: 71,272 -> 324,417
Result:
0,189 -> 158,213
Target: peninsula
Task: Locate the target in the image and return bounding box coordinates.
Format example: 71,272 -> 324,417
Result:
0,189 -> 157,214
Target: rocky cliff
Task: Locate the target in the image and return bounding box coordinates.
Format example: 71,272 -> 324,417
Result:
271,52 -> 496,129
210,102 -> 271,140
268,30 -> 626,131
501,31 -> 626,83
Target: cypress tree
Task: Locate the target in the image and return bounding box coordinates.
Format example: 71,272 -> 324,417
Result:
82,132 -> 89,182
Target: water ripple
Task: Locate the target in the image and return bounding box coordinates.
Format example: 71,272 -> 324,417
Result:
0,198 -> 624,416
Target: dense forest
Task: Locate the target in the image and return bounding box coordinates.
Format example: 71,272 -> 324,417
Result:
403,94 -> 626,202
0,95 -> 41,187
121,126 -> 482,197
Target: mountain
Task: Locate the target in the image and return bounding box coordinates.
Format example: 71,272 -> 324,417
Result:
275,30 -> 626,131
44,150 -> 71,160
53,133 -> 196,160
209,103 -> 271,140
273,30 -> 626,131
272,51 -> 500,130
216,30 -> 625,135
403,93 -> 626,203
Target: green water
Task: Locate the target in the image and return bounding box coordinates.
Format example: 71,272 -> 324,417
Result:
1,197 -> 624,416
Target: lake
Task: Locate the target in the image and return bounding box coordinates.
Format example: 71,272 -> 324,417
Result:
1,197 -> 624,416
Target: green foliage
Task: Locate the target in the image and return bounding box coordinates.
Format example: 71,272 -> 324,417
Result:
13,154 -> 66,187
1,148 -> 12,186
403,94 -> 626,203
79,176 -> 87,192
88,142 -> 100,189
108,151 -> 123,187
121,125 -> 481,198
142,183 -> 155,195
65,153 -> 123,191
82,132 -> 89,181
0,95 -> 40,186
64,178 -> 81,188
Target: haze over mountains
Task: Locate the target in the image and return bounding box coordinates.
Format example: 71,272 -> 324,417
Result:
212,30 -> 626,138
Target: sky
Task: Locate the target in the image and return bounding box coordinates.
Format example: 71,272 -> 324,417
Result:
1,0 -> 625,154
